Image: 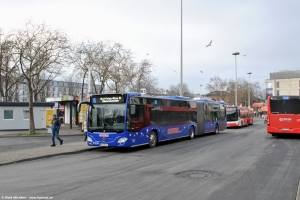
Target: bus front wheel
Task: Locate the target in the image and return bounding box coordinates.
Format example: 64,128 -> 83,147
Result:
214,125 -> 219,135
149,131 -> 157,148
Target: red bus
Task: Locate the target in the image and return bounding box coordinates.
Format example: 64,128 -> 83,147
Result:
226,106 -> 253,127
249,108 -> 254,124
267,96 -> 300,136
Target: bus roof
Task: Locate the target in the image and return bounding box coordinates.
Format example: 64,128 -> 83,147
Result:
260,106 -> 267,112
195,99 -> 216,102
158,96 -> 192,100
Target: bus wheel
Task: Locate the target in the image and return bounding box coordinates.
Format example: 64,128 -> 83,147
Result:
214,125 -> 219,135
149,131 -> 157,148
188,126 -> 195,140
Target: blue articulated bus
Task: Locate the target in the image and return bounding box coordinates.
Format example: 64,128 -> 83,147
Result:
195,99 -> 227,134
77,93 -> 226,148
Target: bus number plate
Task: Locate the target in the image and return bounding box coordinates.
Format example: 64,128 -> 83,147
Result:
282,128 -> 290,130
100,143 -> 108,147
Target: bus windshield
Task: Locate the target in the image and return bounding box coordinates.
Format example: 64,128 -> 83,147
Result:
226,109 -> 238,121
89,104 -> 126,132
270,99 -> 300,114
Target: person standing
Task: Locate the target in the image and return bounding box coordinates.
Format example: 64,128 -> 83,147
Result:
51,114 -> 63,147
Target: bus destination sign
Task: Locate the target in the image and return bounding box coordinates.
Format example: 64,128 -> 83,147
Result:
282,96 -> 290,100
92,95 -> 126,104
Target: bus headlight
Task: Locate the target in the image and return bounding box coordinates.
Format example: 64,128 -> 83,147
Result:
118,137 -> 128,143
87,137 -> 93,142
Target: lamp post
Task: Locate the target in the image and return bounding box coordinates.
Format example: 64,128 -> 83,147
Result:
200,84 -> 202,97
247,72 -> 252,108
232,52 -> 240,106
180,0 -> 183,96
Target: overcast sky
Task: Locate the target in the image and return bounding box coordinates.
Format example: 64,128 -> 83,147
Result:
1,0 -> 300,95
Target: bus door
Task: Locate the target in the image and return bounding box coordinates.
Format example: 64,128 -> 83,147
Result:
144,103 -> 154,126
196,102 -> 205,135
129,104 -> 145,132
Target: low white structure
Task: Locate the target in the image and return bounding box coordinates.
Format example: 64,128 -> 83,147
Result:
0,102 -> 54,130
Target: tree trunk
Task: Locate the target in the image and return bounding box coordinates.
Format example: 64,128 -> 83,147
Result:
29,86 -> 35,133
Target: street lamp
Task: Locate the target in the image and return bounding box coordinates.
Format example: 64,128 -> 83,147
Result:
232,52 -> 240,106
247,72 -> 252,108
180,0 -> 183,96
200,84 -> 202,97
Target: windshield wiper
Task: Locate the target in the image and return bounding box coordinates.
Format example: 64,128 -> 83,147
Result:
89,129 -> 104,132
89,128 -> 123,133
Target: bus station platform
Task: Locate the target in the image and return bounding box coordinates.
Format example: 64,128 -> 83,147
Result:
0,124 -> 97,166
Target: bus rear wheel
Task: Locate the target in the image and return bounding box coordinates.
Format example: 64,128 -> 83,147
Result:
214,125 -> 219,135
188,126 -> 195,140
149,131 -> 157,148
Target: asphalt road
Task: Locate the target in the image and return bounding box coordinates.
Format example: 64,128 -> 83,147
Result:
1,117 -> 300,200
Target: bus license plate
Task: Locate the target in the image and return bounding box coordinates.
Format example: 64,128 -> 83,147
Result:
100,143 -> 108,147
282,128 -> 290,130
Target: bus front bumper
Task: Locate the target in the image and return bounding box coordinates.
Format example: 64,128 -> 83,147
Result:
86,135 -> 130,147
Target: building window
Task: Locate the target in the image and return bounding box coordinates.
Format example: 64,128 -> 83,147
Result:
23,110 -> 30,119
277,90 -> 280,96
276,81 -> 280,88
4,110 -> 13,119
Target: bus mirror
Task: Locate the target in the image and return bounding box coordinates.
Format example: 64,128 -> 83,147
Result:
77,103 -> 82,113
77,101 -> 90,113
130,105 -> 136,115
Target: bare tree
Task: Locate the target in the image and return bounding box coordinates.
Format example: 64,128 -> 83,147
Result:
71,40 -> 109,97
168,83 -> 192,97
0,32 -> 21,101
107,43 -> 133,93
127,59 -> 158,93
206,76 -> 228,100
256,88 -> 266,102
12,22 -> 70,133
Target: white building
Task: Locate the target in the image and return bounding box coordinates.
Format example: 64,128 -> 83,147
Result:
265,70 -> 300,97
0,102 -> 54,130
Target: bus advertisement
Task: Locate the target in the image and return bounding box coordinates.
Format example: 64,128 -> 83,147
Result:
77,93 -> 227,148
226,106 -> 253,128
267,96 -> 300,136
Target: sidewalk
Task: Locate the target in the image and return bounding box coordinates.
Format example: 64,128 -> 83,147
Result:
0,124 -> 98,166
0,124 -> 84,138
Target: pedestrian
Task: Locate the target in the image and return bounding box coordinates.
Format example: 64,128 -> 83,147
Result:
51,114 -> 63,147
83,120 -> 87,142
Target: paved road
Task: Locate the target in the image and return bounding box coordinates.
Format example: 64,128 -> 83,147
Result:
1,117 -> 300,200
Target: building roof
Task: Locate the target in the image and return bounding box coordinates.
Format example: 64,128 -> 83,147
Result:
251,103 -> 264,108
0,102 -> 55,107
270,70 -> 300,79
260,106 -> 267,112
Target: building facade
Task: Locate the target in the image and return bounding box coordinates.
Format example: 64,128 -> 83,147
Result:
13,80 -> 103,103
265,70 -> 300,97
0,102 -> 54,130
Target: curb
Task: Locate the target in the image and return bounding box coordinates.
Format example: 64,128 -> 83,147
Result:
0,134 -> 85,138
0,147 -> 99,167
